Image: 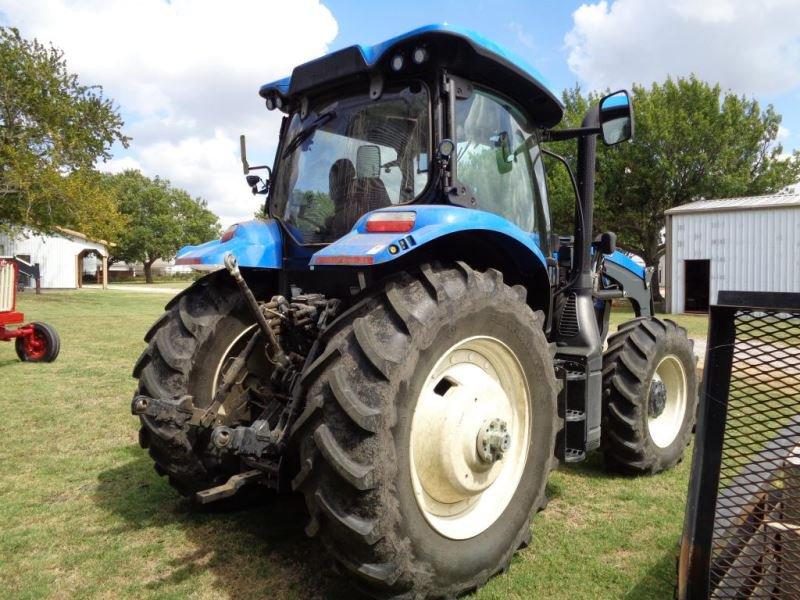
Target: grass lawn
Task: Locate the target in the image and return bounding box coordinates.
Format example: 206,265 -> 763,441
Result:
0,290 -> 698,599
109,280 -> 194,289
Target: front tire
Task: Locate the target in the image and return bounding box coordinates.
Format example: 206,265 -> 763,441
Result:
601,317 -> 697,473
291,263 -> 559,598
15,321 -> 60,362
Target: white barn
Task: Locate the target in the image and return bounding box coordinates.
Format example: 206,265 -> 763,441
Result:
0,227 -> 110,289
665,194 -> 800,313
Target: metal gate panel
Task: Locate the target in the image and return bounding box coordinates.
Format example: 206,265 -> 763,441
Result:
679,291 -> 800,599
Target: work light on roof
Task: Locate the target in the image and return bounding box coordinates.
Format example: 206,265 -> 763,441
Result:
390,54 -> 404,72
412,47 -> 428,64
265,96 -> 276,111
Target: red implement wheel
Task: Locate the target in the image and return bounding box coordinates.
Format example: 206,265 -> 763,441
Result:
15,322 -> 60,362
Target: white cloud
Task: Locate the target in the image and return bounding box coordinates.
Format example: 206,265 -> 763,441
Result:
565,0 -> 800,94
1,0 -> 338,225
136,131 -> 259,224
97,156 -> 143,175
508,22 -> 534,49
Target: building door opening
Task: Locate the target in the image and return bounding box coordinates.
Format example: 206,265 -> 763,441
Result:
684,259 -> 710,312
16,254 -> 31,288
77,249 -> 106,288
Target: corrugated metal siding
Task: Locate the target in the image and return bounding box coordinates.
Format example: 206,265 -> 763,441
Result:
0,232 -> 107,289
669,207 -> 800,312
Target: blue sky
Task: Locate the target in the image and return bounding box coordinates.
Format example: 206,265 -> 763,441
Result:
3,0 -> 800,224
326,0 -> 581,92
325,0 -> 800,153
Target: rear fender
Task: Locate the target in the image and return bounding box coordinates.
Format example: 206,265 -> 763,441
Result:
310,206 -> 549,271
175,219 -> 283,270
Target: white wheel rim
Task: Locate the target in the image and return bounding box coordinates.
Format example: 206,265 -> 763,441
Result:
647,354 -> 688,448
211,323 -> 258,395
409,336 -> 531,540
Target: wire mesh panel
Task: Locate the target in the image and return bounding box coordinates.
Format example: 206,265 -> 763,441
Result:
679,292 -> 800,600
710,309 -> 800,598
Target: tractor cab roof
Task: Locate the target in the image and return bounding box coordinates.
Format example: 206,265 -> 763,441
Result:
259,23 -> 564,128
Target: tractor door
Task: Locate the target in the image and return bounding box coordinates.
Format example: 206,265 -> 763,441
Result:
453,87 -> 552,257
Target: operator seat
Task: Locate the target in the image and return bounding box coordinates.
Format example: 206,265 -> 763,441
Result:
328,158 -> 391,235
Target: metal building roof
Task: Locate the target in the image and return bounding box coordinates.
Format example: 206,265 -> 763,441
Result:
665,193 -> 800,215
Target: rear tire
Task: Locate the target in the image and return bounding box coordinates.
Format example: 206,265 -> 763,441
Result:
291,262 -> 559,598
132,273 -> 274,496
15,322 -> 60,362
601,317 -> 697,473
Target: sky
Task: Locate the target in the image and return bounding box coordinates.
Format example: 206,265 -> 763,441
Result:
2,0 -> 800,225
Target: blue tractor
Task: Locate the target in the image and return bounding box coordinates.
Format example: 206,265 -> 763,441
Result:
132,24 -> 697,598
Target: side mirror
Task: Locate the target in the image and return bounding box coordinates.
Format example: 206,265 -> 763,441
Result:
599,90 -> 633,146
245,174 -> 269,196
595,231 -> 617,255
491,131 -> 513,174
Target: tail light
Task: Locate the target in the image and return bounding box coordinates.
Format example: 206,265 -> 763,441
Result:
220,225 -> 238,242
365,211 -> 416,233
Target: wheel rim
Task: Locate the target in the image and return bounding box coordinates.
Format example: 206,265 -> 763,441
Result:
647,354 -> 688,449
211,323 -> 258,395
24,330 -> 48,361
409,336 -> 531,540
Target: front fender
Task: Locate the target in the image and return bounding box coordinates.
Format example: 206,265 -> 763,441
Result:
310,206 -> 549,271
601,250 -> 652,317
175,219 -> 283,270
604,249 -> 645,279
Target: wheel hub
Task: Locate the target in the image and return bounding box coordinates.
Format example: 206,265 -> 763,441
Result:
477,418 -> 511,463
648,379 -> 667,418
647,354 -> 689,449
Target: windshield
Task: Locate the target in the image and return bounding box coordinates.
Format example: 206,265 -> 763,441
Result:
272,82 -> 430,244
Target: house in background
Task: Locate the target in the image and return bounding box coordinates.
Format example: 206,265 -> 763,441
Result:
108,259 -> 192,281
0,227 -> 110,289
664,194 -> 800,313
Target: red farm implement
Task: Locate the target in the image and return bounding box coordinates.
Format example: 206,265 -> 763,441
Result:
0,257 -> 60,362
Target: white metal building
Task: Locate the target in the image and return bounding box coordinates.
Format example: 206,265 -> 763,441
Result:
665,194 -> 800,313
0,227 -> 109,289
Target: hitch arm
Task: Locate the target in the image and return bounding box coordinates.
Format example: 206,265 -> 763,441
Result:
224,252 -> 290,370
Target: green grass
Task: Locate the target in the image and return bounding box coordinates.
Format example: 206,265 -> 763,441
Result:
0,291 -> 697,599
109,281 -> 194,289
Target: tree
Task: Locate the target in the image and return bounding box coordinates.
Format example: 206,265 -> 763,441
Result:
546,77 -> 800,300
0,27 -> 129,236
108,170 -> 221,283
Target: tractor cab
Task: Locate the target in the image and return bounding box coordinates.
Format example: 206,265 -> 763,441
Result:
252,24 -> 564,254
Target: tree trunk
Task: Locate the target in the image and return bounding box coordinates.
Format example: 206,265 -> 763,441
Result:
643,244 -> 666,303
143,259 -> 155,284
650,265 -> 664,302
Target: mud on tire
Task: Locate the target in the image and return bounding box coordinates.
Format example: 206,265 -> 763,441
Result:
132,273 -> 273,496
601,317 -> 698,474
290,262 -> 559,599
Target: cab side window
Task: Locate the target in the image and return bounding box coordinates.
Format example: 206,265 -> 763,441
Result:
455,90 -> 544,234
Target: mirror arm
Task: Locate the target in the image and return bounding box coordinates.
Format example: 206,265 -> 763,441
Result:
541,126 -> 600,143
